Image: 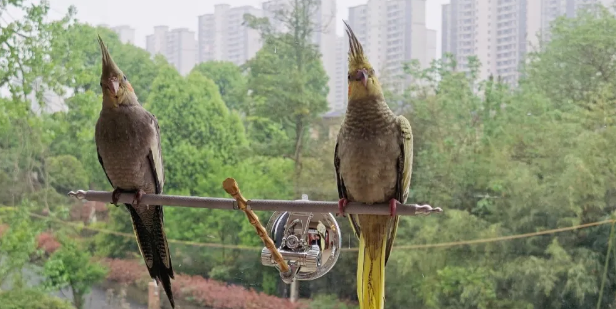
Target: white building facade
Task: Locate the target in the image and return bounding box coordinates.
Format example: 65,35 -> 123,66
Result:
146,26 -> 197,76
197,4 -> 264,65
110,25 -> 136,45
442,0 -> 615,86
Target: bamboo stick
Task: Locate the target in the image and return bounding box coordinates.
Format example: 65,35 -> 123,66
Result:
222,178 -> 290,273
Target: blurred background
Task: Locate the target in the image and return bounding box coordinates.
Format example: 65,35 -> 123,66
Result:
2,0 -> 616,308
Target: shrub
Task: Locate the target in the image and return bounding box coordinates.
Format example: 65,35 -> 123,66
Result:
37,232 -> 61,254
0,289 -> 74,309
101,258 -> 307,309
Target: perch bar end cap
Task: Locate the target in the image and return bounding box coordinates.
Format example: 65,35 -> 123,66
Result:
67,190 -> 87,200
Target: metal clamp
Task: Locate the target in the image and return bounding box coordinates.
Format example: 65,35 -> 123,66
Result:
260,195 -> 342,284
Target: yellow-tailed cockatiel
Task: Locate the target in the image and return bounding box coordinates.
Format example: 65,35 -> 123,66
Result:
334,21 -> 413,309
94,36 -> 175,308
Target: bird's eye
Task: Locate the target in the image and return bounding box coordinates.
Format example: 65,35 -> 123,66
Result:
99,82 -> 103,87
347,74 -> 351,80
123,75 -> 127,81
369,68 -> 375,75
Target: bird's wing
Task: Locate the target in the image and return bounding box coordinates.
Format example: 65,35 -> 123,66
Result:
146,112 -> 165,195
142,111 -> 174,276
396,115 -> 413,204
97,150 -> 114,188
385,115 -> 413,265
334,135 -> 361,238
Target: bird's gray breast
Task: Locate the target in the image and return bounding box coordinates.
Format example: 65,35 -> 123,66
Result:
95,106 -> 157,192
338,128 -> 400,204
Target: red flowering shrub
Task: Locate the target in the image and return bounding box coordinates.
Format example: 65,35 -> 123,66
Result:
173,274 -> 307,309
101,258 -> 307,309
37,232 -> 61,254
100,258 -> 149,284
92,201 -> 109,213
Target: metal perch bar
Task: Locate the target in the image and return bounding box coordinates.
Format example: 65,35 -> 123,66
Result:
67,191 -> 443,216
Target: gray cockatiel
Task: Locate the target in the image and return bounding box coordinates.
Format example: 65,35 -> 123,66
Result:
94,36 -> 175,308
334,21 -> 413,309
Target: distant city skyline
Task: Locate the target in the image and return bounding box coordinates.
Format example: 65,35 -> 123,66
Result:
105,0 -> 437,112
442,0 -> 614,86
47,0 -> 449,55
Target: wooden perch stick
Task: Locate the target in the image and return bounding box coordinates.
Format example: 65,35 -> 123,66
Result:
222,178 -> 290,273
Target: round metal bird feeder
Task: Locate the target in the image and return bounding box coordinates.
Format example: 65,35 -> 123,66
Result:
260,195 -> 342,283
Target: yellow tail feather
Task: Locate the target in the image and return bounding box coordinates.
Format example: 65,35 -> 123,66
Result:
357,215 -> 388,309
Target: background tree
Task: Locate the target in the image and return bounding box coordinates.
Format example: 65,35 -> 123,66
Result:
244,0 -> 329,196
192,61 -> 248,112
6,1 -> 616,308
43,237 -> 108,309
0,206 -> 43,286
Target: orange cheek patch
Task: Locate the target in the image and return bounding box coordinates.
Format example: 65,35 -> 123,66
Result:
348,85 -> 351,96
126,82 -> 134,92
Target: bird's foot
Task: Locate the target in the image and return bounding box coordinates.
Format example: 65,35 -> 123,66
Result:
111,188 -> 122,207
132,189 -> 147,206
337,198 -> 348,217
389,198 -> 398,217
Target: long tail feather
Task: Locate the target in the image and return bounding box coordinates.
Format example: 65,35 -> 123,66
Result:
357,215 -> 389,309
125,204 -> 175,308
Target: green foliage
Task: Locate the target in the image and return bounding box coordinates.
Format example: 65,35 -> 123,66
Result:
43,238 -> 108,309
6,1 -> 616,308
244,36 -> 329,157
375,6 -> 616,307
46,90 -> 108,190
0,289 -> 75,309
0,1 -> 74,99
244,0 -> 329,196
45,155 -> 88,194
146,65 -> 247,194
192,61 -> 248,111
0,206 -> 42,286
525,6 -> 616,106
93,206 -> 138,259
309,294 -> 359,309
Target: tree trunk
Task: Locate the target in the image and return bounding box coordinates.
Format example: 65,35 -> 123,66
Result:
293,118 -> 305,197
72,286 -> 84,309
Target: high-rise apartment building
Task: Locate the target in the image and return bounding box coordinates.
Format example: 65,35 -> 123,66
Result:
263,0 -> 339,111
146,26 -> 169,57
442,0 -> 614,86
441,4 -> 454,61
167,28 -> 197,76
146,26 -> 197,76
333,36 -> 349,112
197,4 -> 263,65
347,0 -> 436,94
110,25 -> 136,45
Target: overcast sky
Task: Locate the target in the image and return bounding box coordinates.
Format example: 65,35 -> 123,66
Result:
47,0 -> 449,54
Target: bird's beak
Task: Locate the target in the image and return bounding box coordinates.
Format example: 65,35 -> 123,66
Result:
106,78 -> 119,96
355,69 -> 368,88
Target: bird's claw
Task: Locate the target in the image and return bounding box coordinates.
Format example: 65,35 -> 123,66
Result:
389,198 -> 398,217
337,198 -> 348,217
111,188 -> 122,206
132,189 -> 146,206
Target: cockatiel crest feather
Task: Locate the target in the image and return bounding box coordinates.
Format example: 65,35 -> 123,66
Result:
97,35 -> 135,107
343,20 -> 371,72
98,35 -> 123,78
343,20 -> 382,100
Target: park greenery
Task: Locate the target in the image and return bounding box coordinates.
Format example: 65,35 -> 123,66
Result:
2,0 -> 616,308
